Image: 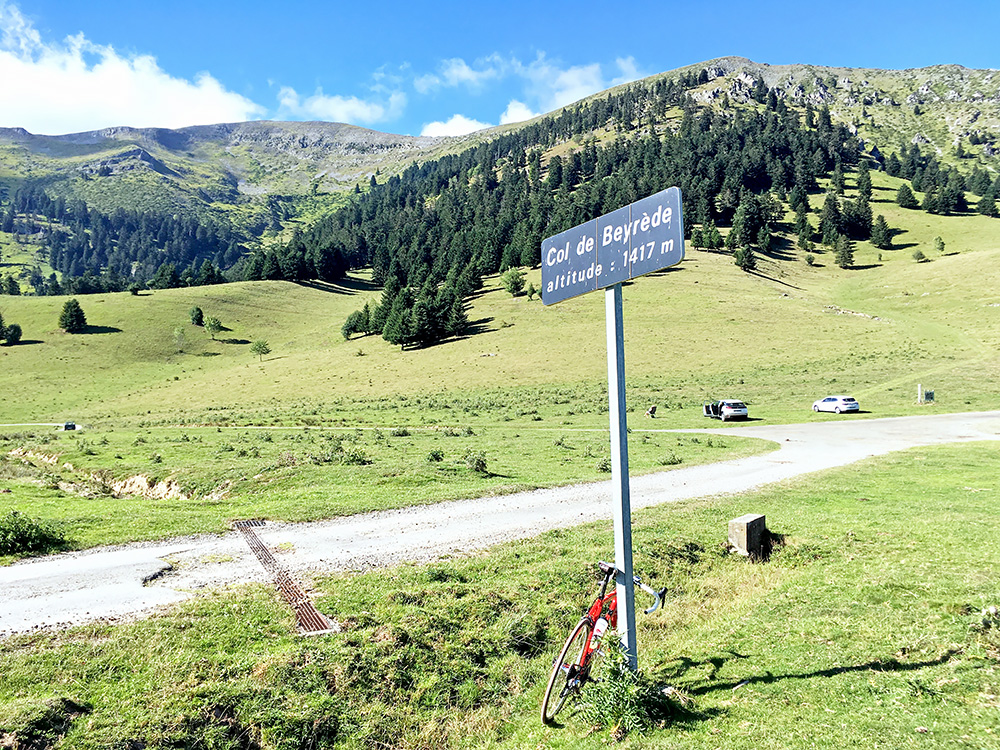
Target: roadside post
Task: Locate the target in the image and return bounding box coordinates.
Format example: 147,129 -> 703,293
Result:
541,186 -> 684,669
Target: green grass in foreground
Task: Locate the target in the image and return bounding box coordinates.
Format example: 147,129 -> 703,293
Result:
1,442 -> 998,749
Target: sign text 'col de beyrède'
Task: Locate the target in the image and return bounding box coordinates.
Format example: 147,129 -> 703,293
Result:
541,186 -> 684,306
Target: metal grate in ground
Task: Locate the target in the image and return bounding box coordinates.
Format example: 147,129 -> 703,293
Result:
234,520 -> 340,635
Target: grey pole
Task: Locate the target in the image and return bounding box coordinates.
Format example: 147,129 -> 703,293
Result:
605,283 -> 637,670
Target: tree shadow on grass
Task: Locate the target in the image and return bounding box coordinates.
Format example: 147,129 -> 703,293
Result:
744,270 -> 803,291
81,325 -> 122,334
5,339 -> 44,346
295,277 -> 381,295
219,338 -> 250,345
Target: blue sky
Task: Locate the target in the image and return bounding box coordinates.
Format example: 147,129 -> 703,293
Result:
1,0 -> 997,137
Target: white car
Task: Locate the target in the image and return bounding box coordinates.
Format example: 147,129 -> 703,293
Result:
704,399 -> 749,421
812,395 -> 860,414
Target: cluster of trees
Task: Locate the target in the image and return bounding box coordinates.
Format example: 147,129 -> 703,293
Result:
240,229 -> 348,283
0,186 -> 244,295
888,143 -> 999,217
289,80 -> 859,345
342,272 -> 470,349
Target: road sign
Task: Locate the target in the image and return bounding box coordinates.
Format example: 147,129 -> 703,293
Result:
540,186 -> 684,672
541,186 -> 684,306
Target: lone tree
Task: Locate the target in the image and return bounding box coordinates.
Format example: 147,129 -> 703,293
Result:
250,340 -> 271,362
4,322 -> 21,345
59,298 -> 87,333
189,306 -> 204,326
204,316 -> 223,340
835,235 -> 854,268
870,214 -> 892,250
501,267 -> 526,297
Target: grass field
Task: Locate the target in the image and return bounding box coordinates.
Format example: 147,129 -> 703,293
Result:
1,168 -> 999,551
1,443 -> 997,748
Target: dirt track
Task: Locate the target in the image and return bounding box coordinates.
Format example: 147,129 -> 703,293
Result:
2,411 -> 999,637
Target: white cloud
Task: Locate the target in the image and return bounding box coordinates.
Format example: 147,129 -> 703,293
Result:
0,2 -> 265,134
420,114 -> 491,137
277,87 -> 406,126
414,55 -> 503,94
499,100 -> 537,125
412,52 -> 649,125
514,53 -> 636,112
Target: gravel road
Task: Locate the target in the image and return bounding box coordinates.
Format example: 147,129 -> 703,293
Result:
2,411 -> 998,637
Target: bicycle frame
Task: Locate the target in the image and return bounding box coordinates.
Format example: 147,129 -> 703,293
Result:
540,561 -> 665,725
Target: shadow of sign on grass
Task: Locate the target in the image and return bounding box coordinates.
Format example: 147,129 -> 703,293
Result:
658,648 -> 960,697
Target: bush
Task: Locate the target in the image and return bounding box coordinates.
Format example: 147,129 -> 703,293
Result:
463,449 -> 488,474
189,306 -> 204,326
580,653 -> 688,740
426,449 -> 444,462
913,249 -> 927,263
596,456 -> 612,473
340,446 -> 371,465
0,510 -> 67,555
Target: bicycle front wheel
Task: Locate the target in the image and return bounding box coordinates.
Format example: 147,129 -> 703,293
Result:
540,618 -> 593,725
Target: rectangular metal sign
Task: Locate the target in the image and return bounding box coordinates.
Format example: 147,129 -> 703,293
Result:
541,186 -> 684,305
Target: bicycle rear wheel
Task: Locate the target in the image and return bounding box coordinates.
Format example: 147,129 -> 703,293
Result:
540,618 -> 593,725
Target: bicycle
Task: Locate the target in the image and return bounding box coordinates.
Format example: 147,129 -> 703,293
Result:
540,561 -> 666,725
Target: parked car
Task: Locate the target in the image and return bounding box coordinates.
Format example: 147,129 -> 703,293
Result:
703,399 -> 749,421
812,395 -> 860,414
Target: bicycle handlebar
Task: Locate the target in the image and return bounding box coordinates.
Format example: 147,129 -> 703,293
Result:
597,561 -> 667,614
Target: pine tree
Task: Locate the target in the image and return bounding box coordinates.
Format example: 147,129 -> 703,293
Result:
870,215 -> 892,250
3,322 -> 21,345
896,184 -> 919,209
250,340 -> 271,362
819,192 -> 842,246
59,298 -> 87,333
835,235 -> 854,268
856,161 -> 872,201
977,191 -> 999,218
734,247 -> 757,272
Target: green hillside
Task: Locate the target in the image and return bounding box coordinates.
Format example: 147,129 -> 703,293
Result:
2,57 -> 1000,750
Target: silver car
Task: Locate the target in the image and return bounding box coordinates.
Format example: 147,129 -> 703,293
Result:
812,395 -> 860,414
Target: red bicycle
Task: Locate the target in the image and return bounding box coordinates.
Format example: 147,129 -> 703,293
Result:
541,561 -> 665,724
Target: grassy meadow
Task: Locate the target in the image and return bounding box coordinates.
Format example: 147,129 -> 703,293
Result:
1,443 -> 997,748
2,168 -> 1000,551
1,166 -> 999,747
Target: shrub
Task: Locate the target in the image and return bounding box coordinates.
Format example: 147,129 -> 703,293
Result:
804,253 -> 816,266
189,306 -> 204,326
340,446 -> 371,465
0,510 -> 67,555
913,249 -> 927,263
596,456 -> 612,473
426,449 -> 444,463
580,653 -> 689,740
658,452 -> 682,466
463,449 -> 488,474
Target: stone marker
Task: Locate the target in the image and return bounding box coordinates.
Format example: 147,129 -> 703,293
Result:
729,513 -> 766,557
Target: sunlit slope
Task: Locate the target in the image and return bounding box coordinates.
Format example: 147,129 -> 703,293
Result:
3,190 -> 998,427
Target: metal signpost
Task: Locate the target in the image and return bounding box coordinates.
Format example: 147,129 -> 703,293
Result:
541,186 -> 684,670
